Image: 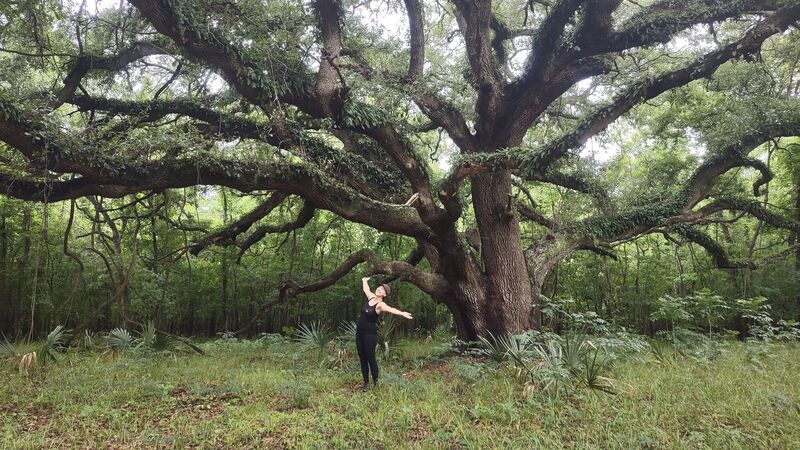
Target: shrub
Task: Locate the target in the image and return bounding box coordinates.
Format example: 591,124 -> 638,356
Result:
40,325 -> 71,365
377,315 -> 396,358
295,321 -> 333,357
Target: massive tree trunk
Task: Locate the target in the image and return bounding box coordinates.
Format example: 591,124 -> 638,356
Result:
409,169 -> 544,341
471,171 -> 533,336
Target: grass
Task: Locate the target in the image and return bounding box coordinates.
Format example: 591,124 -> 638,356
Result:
1,337 -> 800,449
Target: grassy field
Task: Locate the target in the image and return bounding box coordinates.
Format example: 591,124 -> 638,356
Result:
2,336 -> 799,449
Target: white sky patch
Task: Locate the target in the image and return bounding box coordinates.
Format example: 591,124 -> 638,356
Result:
583,135 -> 620,165
435,135 -> 458,173
94,0 -> 120,13
352,2 -> 408,41
685,128 -> 708,158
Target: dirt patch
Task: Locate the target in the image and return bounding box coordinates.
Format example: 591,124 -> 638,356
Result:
259,425 -> 291,449
19,405 -> 53,432
408,414 -> 434,443
403,360 -> 454,380
165,384 -> 240,420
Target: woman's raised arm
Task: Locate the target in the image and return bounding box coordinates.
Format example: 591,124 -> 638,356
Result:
361,277 -> 375,299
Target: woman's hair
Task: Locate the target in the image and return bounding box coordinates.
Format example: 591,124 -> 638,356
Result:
379,283 -> 391,297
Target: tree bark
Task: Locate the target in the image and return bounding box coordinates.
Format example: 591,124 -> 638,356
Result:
427,169 -> 540,341
471,171 -> 534,336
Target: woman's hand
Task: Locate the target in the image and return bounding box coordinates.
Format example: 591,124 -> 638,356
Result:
362,276 -> 370,281
400,311 -> 413,320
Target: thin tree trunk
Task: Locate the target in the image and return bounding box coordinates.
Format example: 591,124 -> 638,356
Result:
27,204 -> 43,341
0,205 -> 7,333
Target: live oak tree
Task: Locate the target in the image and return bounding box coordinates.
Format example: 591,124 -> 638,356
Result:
1,0 -> 800,340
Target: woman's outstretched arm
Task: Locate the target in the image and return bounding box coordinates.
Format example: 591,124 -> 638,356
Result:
376,303 -> 413,320
362,277 -> 375,299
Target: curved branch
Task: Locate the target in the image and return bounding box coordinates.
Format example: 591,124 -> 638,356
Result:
516,198 -> 556,229
0,101 -> 432,237
68,95 -> 405,199
189,191 -> 288,255
521,0 -> 585,85
53,40 -> 170,108
128,0 -> 439,219
603,0 -> 786,56
235,246 -> 446,334
568,107 -> 800,243
670,225 -> 756,269
700,198 -> 800,234
501,3 -> 800,160
238,202 -> 316,257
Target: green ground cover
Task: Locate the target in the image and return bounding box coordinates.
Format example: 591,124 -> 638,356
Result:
2,336 -> 799,449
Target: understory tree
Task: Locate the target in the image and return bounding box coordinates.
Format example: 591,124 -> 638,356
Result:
1,0 -> 800,340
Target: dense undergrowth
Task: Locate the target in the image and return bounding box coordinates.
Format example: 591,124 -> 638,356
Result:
2,326 -> 800,449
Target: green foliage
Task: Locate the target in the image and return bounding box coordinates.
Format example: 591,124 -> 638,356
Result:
475,331 -> 616,398
106,328 -> 135,352
336,320 -> 357,342
1,0 -> 800,364
80,330 -> 96,351
540,295 -> 610,334
2,334 -> 800,447
687,289 -> 729,335
135,321 -> 158,351
650,293 -> 693,344
477,332 -> 514,363
377,314 -> 396,358
39,325 -> 71,365
295,321 -> 333,357
0,334 -> 18,358
276,377 -> 312,409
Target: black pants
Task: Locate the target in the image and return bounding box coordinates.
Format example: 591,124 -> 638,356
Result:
355,329 -> 378,385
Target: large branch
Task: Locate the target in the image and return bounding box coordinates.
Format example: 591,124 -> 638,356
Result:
237,202 -> 316,257
404,0 -> 425,78
189,191 -> 288,255
282,248 -> 448,299
520,0 -> 585,85
128,0 -> 441,220
401,80 -> 477,153
601,0 -> 787,56
68,95 -> 404,199
344,51 -> 477,156
234,246 -> 445,334
600,197 -> 800,271
670,225 -> 754,269
694,198 -> 800,234
469,5 -> 800,175
0,100 -> 432,238
313,0 -> 344,116
573,0 -> 621,46
564,100 -> 800,245
451,0 -> 505,141
52,41 -> 169,108
502,2 -> 799,150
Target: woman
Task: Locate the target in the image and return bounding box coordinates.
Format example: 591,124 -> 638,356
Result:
357,276 -> 413,391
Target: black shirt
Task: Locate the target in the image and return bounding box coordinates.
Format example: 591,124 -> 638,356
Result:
357,297 -> 380,333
